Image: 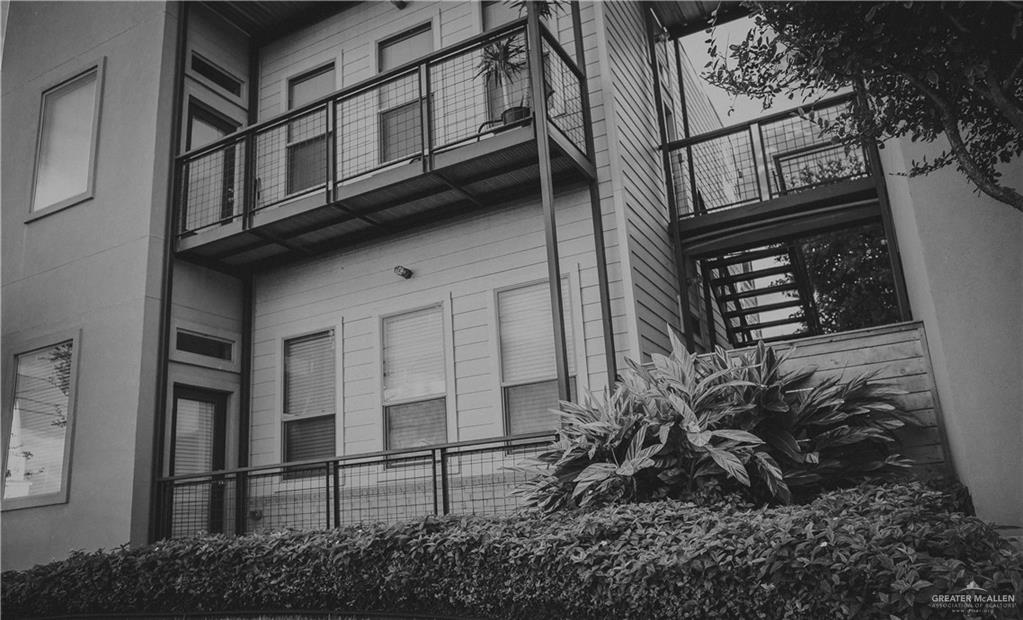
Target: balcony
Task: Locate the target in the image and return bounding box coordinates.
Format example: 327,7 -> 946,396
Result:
175,21 -> 593,270
666,95 -> 881,256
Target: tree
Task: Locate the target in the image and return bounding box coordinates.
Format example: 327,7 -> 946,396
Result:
703,2 -> 1023,212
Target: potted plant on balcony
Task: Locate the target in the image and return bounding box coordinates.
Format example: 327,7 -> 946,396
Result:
476,35 -> 531,125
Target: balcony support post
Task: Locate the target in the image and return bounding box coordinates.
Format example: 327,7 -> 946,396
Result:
572,0 -> 617,384
527,3 -> 571,401
647,9 -> 697,351
856,81 -> 911,322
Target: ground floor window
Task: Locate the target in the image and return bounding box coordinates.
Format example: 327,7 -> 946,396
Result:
382,306 -> 447,449
282,330 -> 336,462
4,338 -> 77,508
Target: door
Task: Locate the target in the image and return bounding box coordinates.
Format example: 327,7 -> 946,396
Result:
170,386 -> 228,534
185,103 -> 239,228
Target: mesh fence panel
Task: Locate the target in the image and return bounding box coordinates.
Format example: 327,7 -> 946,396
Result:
337,71 -> 420,182
180,139 -> 245,234
542,38 -> 585,150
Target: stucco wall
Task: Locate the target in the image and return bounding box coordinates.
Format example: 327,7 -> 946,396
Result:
881,139 -> 1023,528
1,2 -> 176,569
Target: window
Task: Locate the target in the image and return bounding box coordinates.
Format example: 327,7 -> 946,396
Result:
286,64 -> 335,195
382,307 -> 447,450
498,281 -> 576,435
184,102 -> 240,228
30,65 -> 102,215
176,330 -> 233,361
282,331 -> 336,462
190,54 -> 242,97
3,339 -> 77,508
377,25 -> 433,164
482,1 -> 520,31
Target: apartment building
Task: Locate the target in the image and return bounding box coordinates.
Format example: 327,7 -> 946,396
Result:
2,1 -> 1020,571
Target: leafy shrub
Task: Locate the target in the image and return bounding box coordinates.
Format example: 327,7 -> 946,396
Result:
517,332 -> 918,510
3,483 -> 1020,619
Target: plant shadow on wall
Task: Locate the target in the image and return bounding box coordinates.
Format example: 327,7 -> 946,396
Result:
515,330 -> 921,511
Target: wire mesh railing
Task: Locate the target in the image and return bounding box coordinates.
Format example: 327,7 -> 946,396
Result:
176,21 -> 587,237
154,432 -> 555,539
665,95 -> 869,216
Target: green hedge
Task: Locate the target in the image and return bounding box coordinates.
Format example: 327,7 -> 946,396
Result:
3,483 -> 1021,619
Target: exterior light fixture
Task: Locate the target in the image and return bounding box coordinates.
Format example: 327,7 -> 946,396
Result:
393,265 -> 413,279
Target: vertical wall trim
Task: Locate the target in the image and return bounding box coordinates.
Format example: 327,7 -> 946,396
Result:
147,0 -> 189,545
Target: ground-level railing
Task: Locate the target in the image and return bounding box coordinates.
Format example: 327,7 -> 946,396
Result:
154,432 -> 555,540
665,94 -> 869,216
176,19 -> 586,237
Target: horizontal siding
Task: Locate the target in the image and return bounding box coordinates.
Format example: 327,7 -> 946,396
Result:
604,1 -> 679,360
722,322 -> 949,472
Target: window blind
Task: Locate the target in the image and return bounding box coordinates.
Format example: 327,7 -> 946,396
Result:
284,331 -> 335,418
284,416 -> 336,462
386,398 -> 446,450
498,280 -> 575,384
382,307 -> 445,403
504,377 -> 577,435
378,25 -> 433,72
173,397 -> 215,475
3,342 -> 74,500
288,65 -> 335,109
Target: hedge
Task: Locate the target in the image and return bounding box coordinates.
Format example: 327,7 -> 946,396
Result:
3,483 -> 1021,619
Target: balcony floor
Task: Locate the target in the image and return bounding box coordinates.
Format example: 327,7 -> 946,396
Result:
177,124 -> 594,271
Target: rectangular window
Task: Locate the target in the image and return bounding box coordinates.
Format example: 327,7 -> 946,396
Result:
482,0 -> 520,31
191,54 -> 242,98
382,307 -> 446,450
286,64 -> 335,195
4,339 -> 77,508
176,330 -> 233,361
282,331 -> 336,462
377,25 -> 432,164
498,281 -> 575,435
31,66 -> 102,214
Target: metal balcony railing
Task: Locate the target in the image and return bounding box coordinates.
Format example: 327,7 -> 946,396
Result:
154,431 -> 555,540
665,95 -> 869,216
176,20 -> 586,237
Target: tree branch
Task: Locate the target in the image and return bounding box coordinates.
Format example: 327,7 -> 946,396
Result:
904,73 -> 1023,212
979,72 -> 1023,136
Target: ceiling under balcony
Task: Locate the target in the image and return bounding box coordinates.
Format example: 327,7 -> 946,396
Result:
650,0 -> 745,38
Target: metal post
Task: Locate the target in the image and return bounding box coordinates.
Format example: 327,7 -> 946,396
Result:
439,448 -> 450,515
419,63 -> 434,174
527,3 -> 571,401
857,84 -> 911,321
431,448 -> 440,515
323,462 -> 332,529
571,0 -> 617,384
332,462 -> 341,528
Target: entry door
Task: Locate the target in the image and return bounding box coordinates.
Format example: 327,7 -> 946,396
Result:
186,103 -> 239,225
171,386 -> 228,533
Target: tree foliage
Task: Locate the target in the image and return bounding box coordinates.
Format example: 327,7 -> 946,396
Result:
704,2 -> 1023,212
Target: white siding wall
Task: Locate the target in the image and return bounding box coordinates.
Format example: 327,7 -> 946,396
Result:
246,1 -> 638,465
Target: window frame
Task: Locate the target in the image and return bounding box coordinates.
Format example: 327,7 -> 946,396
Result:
169,319 -> 240,373
494,277 -> 581,437
283,62 -> 337,198
280,328 -> 338,465
375,22 -> 434,166
379,303 -> 451,451
26,59 -> 105,222
1,329 -> 82,511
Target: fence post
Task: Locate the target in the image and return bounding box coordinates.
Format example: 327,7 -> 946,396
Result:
324,462 -> 332,529
332,461 -> 342,528
234,471 -> 248,536
440,447 -> 451,515
419,63 -> 434,173
431,448 -> 440,516
243,133 -> 256,228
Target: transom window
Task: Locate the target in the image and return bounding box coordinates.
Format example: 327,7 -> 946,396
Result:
3,339 -> 78,509
382,306 -> 447,450
31,66 -> 102,214
282,331 -> 336,462
498,280 -> 576,435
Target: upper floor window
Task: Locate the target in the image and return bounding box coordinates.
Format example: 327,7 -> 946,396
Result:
482,0 -> 519,31
30,65 -> 103,216
378,24 -> 433,72
3,338 -> 78,509
286,64 -> 335,195
382,306 -> 446,450
282,331 -> 336,462
498,280 -> 576,435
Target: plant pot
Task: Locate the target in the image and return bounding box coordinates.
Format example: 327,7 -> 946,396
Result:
501,106 -> 531,124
